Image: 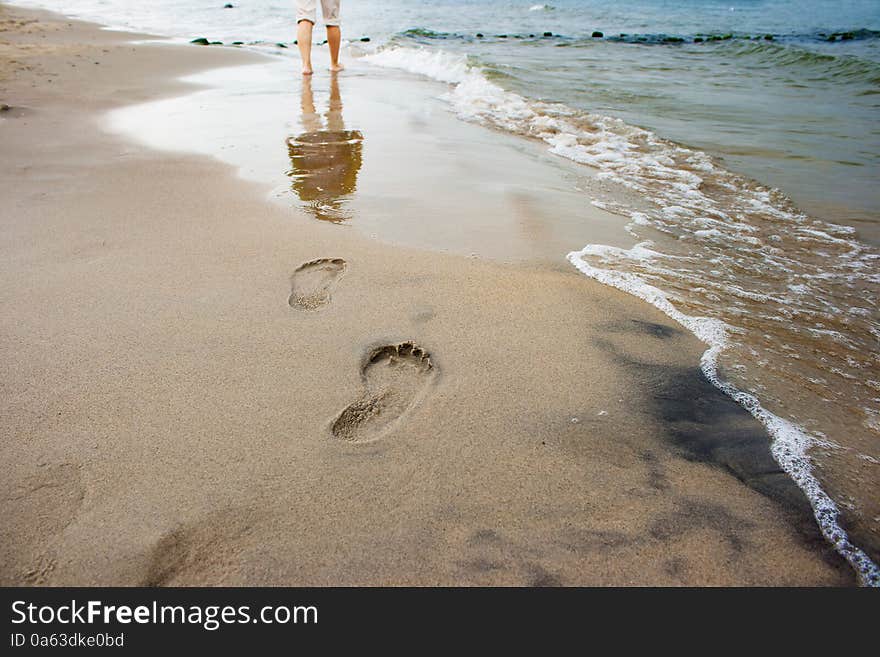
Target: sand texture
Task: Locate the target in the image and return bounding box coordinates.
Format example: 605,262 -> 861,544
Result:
0,4 -> 854,585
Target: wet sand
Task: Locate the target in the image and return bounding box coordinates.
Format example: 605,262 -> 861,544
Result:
0,4 -> 855,585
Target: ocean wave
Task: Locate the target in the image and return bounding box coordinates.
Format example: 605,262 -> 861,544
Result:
363,44 -> 880,585
716,40 -> 880,84
390,28 -> 550,43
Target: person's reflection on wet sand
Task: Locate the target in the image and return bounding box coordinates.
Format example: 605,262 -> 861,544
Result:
287,74 -> 363,223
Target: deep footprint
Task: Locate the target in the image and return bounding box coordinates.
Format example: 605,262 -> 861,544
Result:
288,258 -> 346,310
332,341 -> 436,442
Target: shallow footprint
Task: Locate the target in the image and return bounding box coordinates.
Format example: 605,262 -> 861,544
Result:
332,342 -> 436,442
0,463 -> 85,585
289,258 -> 347,310
142,510 -> 255,586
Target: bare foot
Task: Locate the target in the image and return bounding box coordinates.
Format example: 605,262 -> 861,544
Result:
302,67 -> 314,76
329,62 -> 344,72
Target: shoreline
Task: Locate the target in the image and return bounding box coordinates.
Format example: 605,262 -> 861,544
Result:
0,3 -> 857,585
104,52 -> 638,268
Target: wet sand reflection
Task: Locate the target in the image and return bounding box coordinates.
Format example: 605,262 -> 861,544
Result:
287,74 -> 363,223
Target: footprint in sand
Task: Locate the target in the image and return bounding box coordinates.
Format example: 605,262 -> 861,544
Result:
332,341 -> 436,442
142,510 -> 255,586
0,463 -> 85,585
288,258 -> 346,310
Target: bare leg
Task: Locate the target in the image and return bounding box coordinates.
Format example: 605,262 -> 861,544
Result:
297,20 -> 314,75
327,25 -> 343,71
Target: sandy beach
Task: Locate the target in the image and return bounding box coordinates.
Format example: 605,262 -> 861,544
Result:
0,4 -> 859,585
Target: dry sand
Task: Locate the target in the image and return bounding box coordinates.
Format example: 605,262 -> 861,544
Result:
0,4 -> 854,585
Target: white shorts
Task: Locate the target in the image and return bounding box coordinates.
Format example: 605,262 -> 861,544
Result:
297,0 -> 340,27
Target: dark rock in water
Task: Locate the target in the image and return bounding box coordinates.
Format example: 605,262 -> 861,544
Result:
543,31 -> 553,37
293,40 -> 298,44
497,34 -> 508,38
663,36 -> 684,43
0,104 -> 10,112
211,41 -> 223,45
190,37 -> 210,45
320,39 -> 327,45
223,3 -> 233,8
722,33 -> 733,40
276,42 -> 288,48
232,41 -> 244,45
840,32 -> 855,40
592,31 -> 603,38
764,34 -> 774,41
528,33 -> 535,37
693,36 -> 704,43
360,36 -> 370,42
476,33 -> 484,38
